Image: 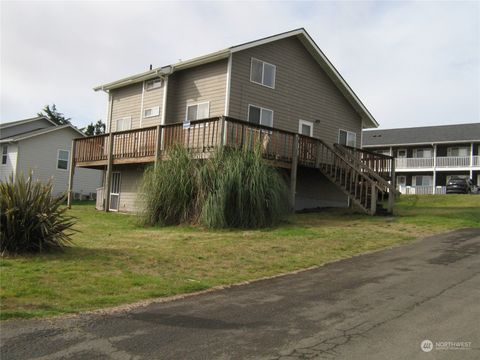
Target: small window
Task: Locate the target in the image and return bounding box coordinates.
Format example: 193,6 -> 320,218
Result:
338,130 -> 356,147
299,120 -> 313,136
186,102 -> 210,121
413,148 -> 432,158
57,150 -> 69,170
1,145 -> 7,165
397,149 -> 407,158
250,58 -> 276,88
144,106 -> 160,118
116,117 -> 132,132
145,78 -> 162,90
248,105 -> 273,127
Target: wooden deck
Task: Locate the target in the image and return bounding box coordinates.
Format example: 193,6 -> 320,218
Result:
71,116 -> 396,215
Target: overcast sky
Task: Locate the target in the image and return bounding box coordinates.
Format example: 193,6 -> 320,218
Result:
1,1 -> 479,129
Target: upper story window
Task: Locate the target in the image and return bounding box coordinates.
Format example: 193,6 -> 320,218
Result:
1,145 -> 7,165
145,78 -> 163,90
57,149 -> 69,170
299,120 -> 313,136
397,149 -> 407,158
144,106 -> 160,118
186,102 -> 210,121
413,148 -> 432,158
447,146 -> 469,157
248,105 -> 273,127
116,117 -> 132,131
338,130 -> 356,147
250,58 -> 276,89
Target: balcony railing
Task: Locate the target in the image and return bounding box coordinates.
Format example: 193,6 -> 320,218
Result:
395,156 -> 479,169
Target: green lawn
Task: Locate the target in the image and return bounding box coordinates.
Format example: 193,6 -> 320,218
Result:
1,195 -> 479,320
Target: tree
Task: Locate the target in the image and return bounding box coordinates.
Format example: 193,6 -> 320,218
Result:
84,119 -> 106,136
37,104 -> 71,125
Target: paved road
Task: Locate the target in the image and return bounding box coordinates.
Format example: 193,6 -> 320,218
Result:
2,228 -> 480,360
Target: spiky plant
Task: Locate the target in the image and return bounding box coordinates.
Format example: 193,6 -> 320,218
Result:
0,173 -> 76,254
140,145 -> 200,226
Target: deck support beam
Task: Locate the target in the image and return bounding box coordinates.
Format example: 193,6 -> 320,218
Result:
154,125 -> 163,167
104,132 -> 114,212
67,140 -> 76,209
290,134 -> 299,209
370,183 -> 377,215
387,158 -> 395,213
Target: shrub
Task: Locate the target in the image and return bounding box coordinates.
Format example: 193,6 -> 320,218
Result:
140,146 -> 200,226
200,148 -> 291,228
140,146 -> 291,229
0,173 -> 76,254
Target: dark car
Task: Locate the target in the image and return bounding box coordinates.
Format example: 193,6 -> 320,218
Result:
446,177 -> 473,194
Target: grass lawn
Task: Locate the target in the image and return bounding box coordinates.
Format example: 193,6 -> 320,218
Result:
1,195 -> 479,320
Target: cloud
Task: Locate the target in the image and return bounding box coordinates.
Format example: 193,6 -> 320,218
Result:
1,1 -> 478,129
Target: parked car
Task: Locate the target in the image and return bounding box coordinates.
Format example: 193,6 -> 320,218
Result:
446,177 -> 473,194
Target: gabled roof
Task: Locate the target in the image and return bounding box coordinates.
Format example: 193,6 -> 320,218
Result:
94,28 -> 379,128
0,124 -> 85,143
0,116 -> 56,129
362,123 -> 480,147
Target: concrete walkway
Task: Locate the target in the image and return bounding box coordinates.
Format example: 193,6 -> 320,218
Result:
1,228 -> 480,359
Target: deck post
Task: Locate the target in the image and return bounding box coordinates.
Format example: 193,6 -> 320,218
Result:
104,132 -> 114,212
154,125 -> 163,167
220,116 -> 227,147
290,134 -> 299,209
67,139 -> 76,209
388,158 -> 395,213
370,183 -> 377,215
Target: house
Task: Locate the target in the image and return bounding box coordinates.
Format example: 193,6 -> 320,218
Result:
71,28 -> 396,215
362,123 -> 480,194
0,116 -> 102,198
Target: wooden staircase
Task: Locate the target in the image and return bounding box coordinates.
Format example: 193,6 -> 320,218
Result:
298,135 -> 394,215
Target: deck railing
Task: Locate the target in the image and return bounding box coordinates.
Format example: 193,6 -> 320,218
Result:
395,157 -> 434,169
436,156 -> 471,168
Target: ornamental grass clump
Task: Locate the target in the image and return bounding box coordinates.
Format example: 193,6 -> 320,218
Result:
140,145 -> 291,229
140,145 -> 200,226
0,173 -> 76,254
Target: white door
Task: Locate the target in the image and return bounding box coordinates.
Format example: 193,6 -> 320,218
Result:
397,175 -> 406,187
109,172 -> 121,211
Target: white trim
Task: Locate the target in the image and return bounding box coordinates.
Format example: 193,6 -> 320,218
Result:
56,149 -> 70,171
247,104 -> 274,127
161,75 -> 169,125
224,54 -> 232,116
139,81 -> 145,127
250,57 -> 276,89
185,101 -> 210,121
144,106 -> 160,118
364,139 -> 480,147
338,129 -> 356,147
109,171 -> 121,212
298,119 -> 313,136
0,124 -> 86,143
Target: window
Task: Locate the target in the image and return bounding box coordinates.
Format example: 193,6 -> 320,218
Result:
412,175 -> 432,186
397,149 -> 407,158
298,120 -> 313,136
250,58 -> 276,88
145,78 -> 162,90
116,117 -> 132,131
447,147 -> 469,157
144,106 -> 160,118
186,102 -> 210,121
1,145 -> 7,165
248,105 -> 273,127
375,149 -> 391,156
338,130 -> 356,147
413,148 -> 432,158
397,175 -> 406,187
57,149 -> 69,170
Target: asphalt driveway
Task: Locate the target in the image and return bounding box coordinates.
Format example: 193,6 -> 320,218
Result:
1,228 -> 480,360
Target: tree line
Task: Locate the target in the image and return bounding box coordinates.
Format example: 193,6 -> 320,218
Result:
37,104 -> 105,136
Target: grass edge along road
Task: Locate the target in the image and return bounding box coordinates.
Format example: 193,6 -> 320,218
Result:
1,195 -> 479,320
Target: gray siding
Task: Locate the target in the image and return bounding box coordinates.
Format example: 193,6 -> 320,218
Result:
109,83 -> 143,132
165,60 -> 228,124
15,127 -> 102,196
142,83 -> 164,127
113,164 -> 145,213
0,143 -> 18,182
229,37 -> 362,146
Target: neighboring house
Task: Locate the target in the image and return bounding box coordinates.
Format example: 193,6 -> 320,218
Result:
0,116 -> 102,198
362,123 -> 480,194
72,28 -> 396,215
